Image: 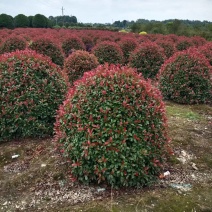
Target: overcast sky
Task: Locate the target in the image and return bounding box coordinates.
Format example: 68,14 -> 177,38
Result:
1,0 -> 212,23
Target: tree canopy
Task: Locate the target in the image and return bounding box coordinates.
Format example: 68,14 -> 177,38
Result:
0,13 -> 14,29
14,14 -> 29,27
32,14 -> 48,28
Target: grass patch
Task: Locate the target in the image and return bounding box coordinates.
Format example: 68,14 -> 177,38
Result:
0,101 -> 211,211
166,102 -> 202,121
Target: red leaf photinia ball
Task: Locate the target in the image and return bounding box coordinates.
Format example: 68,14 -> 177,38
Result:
64,50 -> 99,84
129,41 -> 166,79
92,41 -> 124,65
0,49 -> 68,142
158,48 -> 212,104
54,63 -> 170,187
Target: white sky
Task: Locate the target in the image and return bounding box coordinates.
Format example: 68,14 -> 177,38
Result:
0,0 -> 212,23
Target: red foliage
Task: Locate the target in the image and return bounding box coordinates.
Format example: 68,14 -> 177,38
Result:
54,64 -> 170,187
0,50 -> 68,142
118,37 -> 139,64
62,35 -> 85,57
64,50 -> 99,84
29,36 -> 64,66
155,39 -> 176,58
158,48 -> 212,104
129,42 -> 166,79
176,36 -> 194,51
92,41 -> 124,64
198,42 -> 212,65
0,35 -> 26,54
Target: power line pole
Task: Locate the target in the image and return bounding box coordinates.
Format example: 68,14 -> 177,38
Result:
61,6 -> 65,16
62,6 -> 65,26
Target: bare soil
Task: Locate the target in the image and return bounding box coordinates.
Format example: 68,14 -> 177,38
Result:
0,101 -> 211,212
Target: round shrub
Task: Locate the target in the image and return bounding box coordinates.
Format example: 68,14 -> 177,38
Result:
29,37 -> 64,67
62,36 -> 85,57
64,50 -> 99,84
198,42 -> 212,66
191,36 -> 207,47
119,29 -> 128,33
0,50 -> 68,142
129,42 -> 166,79
176,36 -> 194,51
139,31 -> 147,35
0,36 -> 26,54
81,36 -> 94,52
54,64 -> 170,187
155,40 -> 176,58
118,38 -> 139,64
158,48 -> 212,104
97,35 -> 114,43
92,41 -> 123,64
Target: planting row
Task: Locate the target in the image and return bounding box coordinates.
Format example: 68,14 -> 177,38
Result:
0,29 -> 211,187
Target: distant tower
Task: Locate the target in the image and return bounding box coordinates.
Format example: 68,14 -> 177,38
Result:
62,6 -> 65,26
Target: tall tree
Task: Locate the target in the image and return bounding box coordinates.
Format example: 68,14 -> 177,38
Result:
32,14 -> 47,28
14,14 -> 29,27
166,19 -> 181,34
28,16 -> 34,27
0,13 -> 14,29
130,23 -> 141,33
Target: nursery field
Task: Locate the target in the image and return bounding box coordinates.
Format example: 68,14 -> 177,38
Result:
0,28 -> 212,211
0,102 -> 211,211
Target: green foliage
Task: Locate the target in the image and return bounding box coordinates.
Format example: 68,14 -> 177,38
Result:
28,16 -> 33,27
166,19 -> 182,34
29,37 -> 64,67
0,36 -> 26,54
49,15 -> 77,26
64,50 -> 99,84
0,50 -> 68,142
129,19 -> 212,41
32,14 -> 48,28
0,13 -> 14,29
129,42 -> 166,79
130,23 -> 142,33
92,41 -> 123,64
14,14 -> 29,28
54,64 -> 170,187
158,48 -> 212,104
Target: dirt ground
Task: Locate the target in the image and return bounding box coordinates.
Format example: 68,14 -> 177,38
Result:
0,101 -> 211,212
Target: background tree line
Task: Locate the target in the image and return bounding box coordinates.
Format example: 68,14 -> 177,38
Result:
0,13 -> 77,29
0,13 -> 212,40
113,19 -> 212,40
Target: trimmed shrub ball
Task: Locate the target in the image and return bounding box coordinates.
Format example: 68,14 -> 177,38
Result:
54,64 -> 170,187
198,42 -> 212,66
155,40 -> 176,58
129,42 -> 166,79
0,36 -> 26,54
62,36 -> 85,57
176,36 -> 194,51
158,48 -> 212,104
118,38 -> 139,64
191,36 -> 207,47
92,41 -> 123,65
64,50 -> 99,84
29,37 -> 64,67
0,50 -> 68,142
